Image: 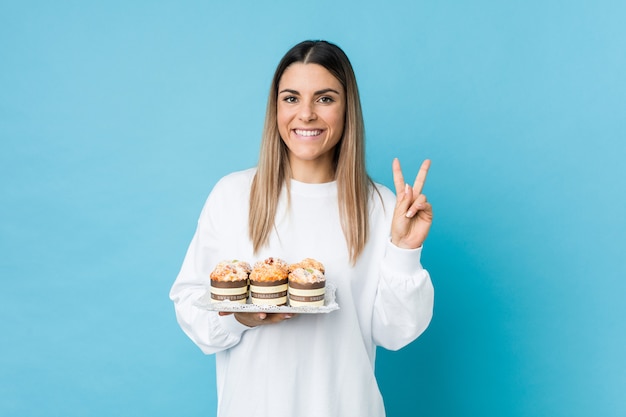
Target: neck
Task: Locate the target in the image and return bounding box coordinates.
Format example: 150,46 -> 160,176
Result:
288,158 -> 335,184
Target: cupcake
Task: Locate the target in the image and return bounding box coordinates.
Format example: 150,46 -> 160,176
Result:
210,259 -> 251,304
249,257 -> 289,306
288,258 -> 326,307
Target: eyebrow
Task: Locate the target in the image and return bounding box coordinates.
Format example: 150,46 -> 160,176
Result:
278,88 -> 341,96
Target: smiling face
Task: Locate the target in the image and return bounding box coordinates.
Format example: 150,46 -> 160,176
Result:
277,63 -> 346,183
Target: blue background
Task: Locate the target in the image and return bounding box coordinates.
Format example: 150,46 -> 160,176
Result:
1,1 -> 624,416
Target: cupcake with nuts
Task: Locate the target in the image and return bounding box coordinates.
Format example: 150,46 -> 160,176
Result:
288,258 -> 326,307
210,259 -> 251,304
249,257 -> 289,306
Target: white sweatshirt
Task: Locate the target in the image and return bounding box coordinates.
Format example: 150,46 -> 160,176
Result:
169,168 -> 434,417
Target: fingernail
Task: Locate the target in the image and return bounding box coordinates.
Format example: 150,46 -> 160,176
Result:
284,314 -> 293,319
405,210 -> 414,218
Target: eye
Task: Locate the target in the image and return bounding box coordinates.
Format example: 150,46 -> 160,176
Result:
318,96 -> 335,104
282,96 -> 297,103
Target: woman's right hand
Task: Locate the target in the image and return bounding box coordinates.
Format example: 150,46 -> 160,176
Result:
218,311 -> 295,327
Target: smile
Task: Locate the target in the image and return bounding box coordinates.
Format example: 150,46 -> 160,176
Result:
294,129 -> 323,137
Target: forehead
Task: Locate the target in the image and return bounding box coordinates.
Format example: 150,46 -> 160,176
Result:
278,63 -> 343,92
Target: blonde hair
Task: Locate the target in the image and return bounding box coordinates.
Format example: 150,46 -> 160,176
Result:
249,40 -> 373,264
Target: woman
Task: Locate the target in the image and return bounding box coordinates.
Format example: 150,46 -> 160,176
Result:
170,40 -> 434,417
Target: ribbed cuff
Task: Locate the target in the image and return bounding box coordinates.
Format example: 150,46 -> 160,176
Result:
385,239 -> 424,274
217,313 -> 252,336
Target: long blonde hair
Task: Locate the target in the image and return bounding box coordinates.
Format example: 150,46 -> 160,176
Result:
249,40 -> 373,264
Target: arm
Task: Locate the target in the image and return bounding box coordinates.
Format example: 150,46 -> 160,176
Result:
169,174 -> 294,353
372,241 -> 434,350
372,158 -> 435,350
169,178 -> 255,354
169,207 -> 251,354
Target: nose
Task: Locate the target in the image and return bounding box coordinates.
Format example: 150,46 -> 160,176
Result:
298,102 -> 317,122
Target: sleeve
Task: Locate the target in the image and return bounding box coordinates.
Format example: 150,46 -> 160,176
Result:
168,179 -> 253,355
370,186 -> 435,351
372,241 -> 434,350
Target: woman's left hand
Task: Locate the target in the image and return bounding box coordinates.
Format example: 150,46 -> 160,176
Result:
391,158 -> 433,249
218,311 -> 295,327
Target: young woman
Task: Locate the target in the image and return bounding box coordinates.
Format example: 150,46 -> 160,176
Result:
170,40 -> 434,417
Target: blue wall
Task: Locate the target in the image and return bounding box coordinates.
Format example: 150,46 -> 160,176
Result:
1,1 -> 624,416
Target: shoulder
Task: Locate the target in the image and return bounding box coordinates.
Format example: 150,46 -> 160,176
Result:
201,168 -> 256,220
203,168 -> 257,209
210,168 -> 257,196
369,181 -> 396,209
214,167 -> 257,189
365,181 -> 396,230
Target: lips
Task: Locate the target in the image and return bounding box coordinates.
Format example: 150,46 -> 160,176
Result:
294,129 -> 323,137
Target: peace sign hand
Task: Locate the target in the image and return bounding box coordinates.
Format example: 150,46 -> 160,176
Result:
391,158 -> 433,249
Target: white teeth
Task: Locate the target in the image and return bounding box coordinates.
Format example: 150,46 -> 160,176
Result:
295,129 -> 322,137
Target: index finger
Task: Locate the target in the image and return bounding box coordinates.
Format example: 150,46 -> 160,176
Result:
392,158 -> 406,196
412,159 -> 431,195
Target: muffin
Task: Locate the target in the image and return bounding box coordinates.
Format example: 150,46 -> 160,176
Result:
210,259 -> 251,304
288,258 -> 326,307
249,257 -> 289,306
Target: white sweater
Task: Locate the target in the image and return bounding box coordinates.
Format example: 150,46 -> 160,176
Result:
169,168 -> 434,417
